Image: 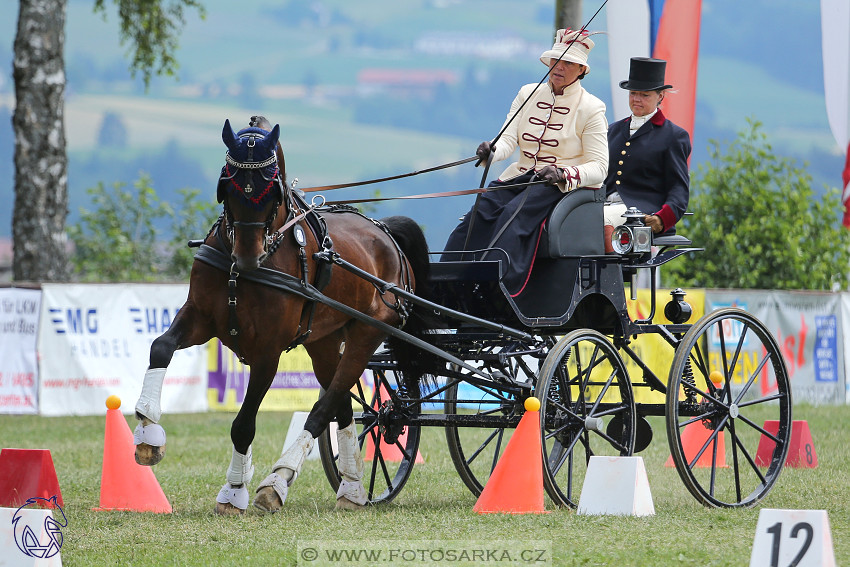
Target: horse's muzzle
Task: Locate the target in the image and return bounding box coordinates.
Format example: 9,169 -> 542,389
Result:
232,251 -> 267,272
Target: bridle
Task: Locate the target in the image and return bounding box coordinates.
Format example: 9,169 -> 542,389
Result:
219,131 -> 287,256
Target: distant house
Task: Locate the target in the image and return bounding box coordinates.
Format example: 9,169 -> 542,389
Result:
414,32 -> 540,60
356,68 -> 459,98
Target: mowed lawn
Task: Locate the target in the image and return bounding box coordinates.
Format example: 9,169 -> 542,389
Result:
1,403 -> 847,566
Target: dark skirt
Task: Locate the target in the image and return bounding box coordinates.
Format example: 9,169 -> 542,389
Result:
440,171 -> 564,296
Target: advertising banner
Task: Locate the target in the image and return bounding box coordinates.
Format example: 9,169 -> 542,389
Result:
207,340 -> 373,412
38,284 -> 207,416
706,290 -> 845,405
0,287 -> 41,414
624,288 -> 706,404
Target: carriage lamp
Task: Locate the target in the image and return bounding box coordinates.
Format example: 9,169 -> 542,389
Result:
611,208 -> 652,255
664,288 -> 692,324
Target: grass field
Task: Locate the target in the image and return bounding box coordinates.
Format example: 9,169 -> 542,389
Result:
1,404 -> 847,566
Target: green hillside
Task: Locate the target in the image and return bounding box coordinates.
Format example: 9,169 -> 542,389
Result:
0,0 -> 842,246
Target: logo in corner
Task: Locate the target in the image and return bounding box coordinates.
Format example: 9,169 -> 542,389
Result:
12,495 -> 67,559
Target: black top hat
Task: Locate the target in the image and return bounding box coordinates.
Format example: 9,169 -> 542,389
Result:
619,57 -> 672,91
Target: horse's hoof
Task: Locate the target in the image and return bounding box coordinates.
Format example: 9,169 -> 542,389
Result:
335,496 -> 366,511
135,442 -> 166,466
214,501 -> 245,516
253,486 -> 283,513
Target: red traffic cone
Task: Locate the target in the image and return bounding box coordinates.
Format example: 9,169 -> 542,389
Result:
364,384 -> 424,464
665,421 -> 728,468
473,397 -> 547,514
93,396 -> 172,513
756,420 -> 818,468
0,448 -> 64,508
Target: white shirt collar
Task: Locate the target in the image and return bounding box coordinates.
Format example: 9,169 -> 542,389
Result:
629,109 -> 658,135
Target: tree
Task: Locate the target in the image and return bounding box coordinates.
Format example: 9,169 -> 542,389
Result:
555,0 -> 582,30
97,111 -> 129,148
68,175 -> 218,282
663,120 -> 850,291
12,0 -> 204,282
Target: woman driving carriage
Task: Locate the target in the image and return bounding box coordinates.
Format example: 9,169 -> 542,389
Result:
602,57 -> 691,252
440,28 -> 608,297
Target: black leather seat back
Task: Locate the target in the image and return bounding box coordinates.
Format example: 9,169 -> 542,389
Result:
540,188 -> 605,258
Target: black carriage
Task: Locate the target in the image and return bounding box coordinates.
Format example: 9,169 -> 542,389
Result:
316,187 -> 793,509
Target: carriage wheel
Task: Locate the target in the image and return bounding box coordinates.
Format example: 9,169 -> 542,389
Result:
534,329 -> 636,508
444,339 -> 539,496
318,368 -> 420,505
666,307 -> 792,508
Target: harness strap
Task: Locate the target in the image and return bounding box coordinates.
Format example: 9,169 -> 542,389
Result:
194,244 -> 524,381
227,263 -> 246,364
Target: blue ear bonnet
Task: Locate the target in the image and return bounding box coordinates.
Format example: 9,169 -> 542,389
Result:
218,119 -> 281,206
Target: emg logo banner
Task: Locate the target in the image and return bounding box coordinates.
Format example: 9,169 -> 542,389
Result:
12,496 -> 66,560
49,307 -> 98,335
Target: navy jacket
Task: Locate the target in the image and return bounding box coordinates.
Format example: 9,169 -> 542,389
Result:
604,109 -> 691,233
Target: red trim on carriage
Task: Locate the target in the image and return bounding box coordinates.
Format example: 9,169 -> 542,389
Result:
510,220 -> 547,298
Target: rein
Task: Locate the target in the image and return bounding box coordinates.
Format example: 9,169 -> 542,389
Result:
322,180 -> 538,206
298,156 -> 478,193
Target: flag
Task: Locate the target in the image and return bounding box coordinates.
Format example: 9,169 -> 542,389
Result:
844,144 -> 850,227
607,0 -> 702,141
820,0 -> 850,226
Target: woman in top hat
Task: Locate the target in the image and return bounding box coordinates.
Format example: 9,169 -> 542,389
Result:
603,57 -> 691,251
441,28 -> 608,297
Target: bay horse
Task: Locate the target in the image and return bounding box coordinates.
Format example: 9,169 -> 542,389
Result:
133,116 -> 434,514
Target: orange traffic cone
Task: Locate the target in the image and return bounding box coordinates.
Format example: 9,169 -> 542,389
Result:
0,448 -> 64,508
665,421 -> 728,468
473,397 -> 546,514
364,384 -> 424,464
93,396 -> 172,513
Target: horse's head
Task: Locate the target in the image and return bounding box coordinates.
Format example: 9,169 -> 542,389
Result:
218,118 -> 283,271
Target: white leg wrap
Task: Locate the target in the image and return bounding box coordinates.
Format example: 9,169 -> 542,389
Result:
336,421 -> 364,482
336,478 -> 368,506
226,446 -> 254,486
133,421 -> 166,447
271,430 -> 314,484
255,472 -> 289,507
335,421 -> 368,506
135,368 -> 166,423
216,483 -> 249,510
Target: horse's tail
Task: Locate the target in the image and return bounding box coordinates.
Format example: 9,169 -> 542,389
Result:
380,216 -> 444,393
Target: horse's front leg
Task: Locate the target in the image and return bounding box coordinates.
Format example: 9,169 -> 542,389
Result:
134,303 -> 209,466
215,359 -> 277,516
250,334 -> 342,514
253,329 -> 376,513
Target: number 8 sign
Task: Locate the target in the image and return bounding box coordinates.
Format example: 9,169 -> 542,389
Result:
750,509 -> 836,567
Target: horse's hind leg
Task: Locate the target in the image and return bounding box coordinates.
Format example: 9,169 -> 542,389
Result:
332,395 -> 368,510
134,303 -> 208,466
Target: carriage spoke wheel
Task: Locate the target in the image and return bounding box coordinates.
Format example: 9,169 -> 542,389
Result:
318,368 -> 420,505
444,339 -> 541,496
534,330 -> 635,508
666,307 -> 792,508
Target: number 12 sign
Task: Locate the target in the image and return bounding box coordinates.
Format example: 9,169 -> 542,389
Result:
750,509 -> 836,567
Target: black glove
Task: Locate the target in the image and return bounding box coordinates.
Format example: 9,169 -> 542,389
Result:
476,141 -> 495,161
537,165 -> 565,185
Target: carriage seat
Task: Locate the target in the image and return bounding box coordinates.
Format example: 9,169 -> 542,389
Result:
652,234 -> 692,247
539,187 -> 605,258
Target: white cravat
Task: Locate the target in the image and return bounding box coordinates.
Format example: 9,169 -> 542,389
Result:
629,108 -> 657,136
